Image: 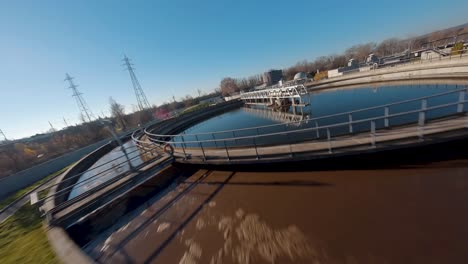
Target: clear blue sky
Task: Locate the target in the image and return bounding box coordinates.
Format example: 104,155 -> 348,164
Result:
1,0 -> 467,139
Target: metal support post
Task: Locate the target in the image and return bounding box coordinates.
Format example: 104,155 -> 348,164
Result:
106,125 -> 135,171
253,138 -> 259,160
315,121 -> 320,138
223,140 -> 230,161
384,107 -> 389,127
211,133 -> 218,147
419,99 -> 427,126
195,135 -> 206,160
180,135 -> 187,149
288,140 -> 294,158
457,91 -> 465,113
371,121 -> 376,148
465,111 -> 468,128
418,99 -> 427,141
327,128 -> 332,154
179,136 -> 187,159
348,114 -> 353,133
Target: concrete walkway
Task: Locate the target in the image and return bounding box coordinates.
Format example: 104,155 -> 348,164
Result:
49,155 -> 172,226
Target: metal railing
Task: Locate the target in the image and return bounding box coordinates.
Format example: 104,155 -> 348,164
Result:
240,84 -> 308,100
143,87 -> 468,161
41,141 -> 163,213
335,48 -> 468,77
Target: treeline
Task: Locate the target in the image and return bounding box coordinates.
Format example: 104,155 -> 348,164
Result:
152,91 -> 221,118
0,101 -> 150,177
0,106 -> 155,178
221,24 -> 468,95
0,122 -> 110,178
219,75 -> 263,96
0,91 -> 225,177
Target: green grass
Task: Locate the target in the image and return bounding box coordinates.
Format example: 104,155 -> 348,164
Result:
0,166 -> 71,211
0,167 -> 73,263
0,203 -> 58,264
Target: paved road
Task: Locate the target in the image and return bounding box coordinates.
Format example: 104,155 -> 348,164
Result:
85,159 -> 468,264
0,173 -> 59,224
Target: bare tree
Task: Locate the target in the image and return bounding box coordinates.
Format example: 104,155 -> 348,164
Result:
220,77 -> 239,96
109,97 -> 127,130
345,43 -> 376,61
375,38 -> 405,56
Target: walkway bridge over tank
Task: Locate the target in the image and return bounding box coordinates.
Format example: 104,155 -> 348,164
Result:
141,87 -> 468,165
240,84 -> 309,107
243,106 -> 309,125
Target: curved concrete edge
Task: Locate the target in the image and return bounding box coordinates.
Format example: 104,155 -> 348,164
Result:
42,143 -> 113,264
144,100 -> 243,138
42,141 -> 112,213
307,58 -> 468,90
43,133 -> 134,264
175,131 -> 468,168
308,74 -> 468,95
46,224 -> 95,264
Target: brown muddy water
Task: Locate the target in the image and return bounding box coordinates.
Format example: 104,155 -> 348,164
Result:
85,157 -> 468,264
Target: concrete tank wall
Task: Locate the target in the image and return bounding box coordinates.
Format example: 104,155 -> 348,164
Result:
308,56 -> 468,90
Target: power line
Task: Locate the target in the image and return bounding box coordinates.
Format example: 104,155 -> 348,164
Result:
122,55 -> 151,111
64,73 -> 95,123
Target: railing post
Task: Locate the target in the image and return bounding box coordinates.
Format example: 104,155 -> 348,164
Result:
326,128 -> 332,154
384,107 -> 389,127
315,121 -> 320,138
348,114 -> 353,133
288,134 -> 294,157
180,135 -> 187,149
419,99 -> 427,126
370,121 -> 376,148
465,111 -> 468,128
457,91 -> 465,113
223,140 -> 230,161
195,135 -> 206,161
211,133 -> 218,147
253,137 -> 259,160
418,99 -> 427,141
179,136 -> 188,159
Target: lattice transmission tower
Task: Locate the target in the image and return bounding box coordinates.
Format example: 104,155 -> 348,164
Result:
65,73 -> 95,123
0,129 -> 7,142
123,55 -> 151,111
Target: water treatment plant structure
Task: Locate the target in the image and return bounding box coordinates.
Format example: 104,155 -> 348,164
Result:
41,54 -> 468,264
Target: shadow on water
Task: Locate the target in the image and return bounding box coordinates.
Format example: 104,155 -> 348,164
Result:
140,172 -> 235,264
